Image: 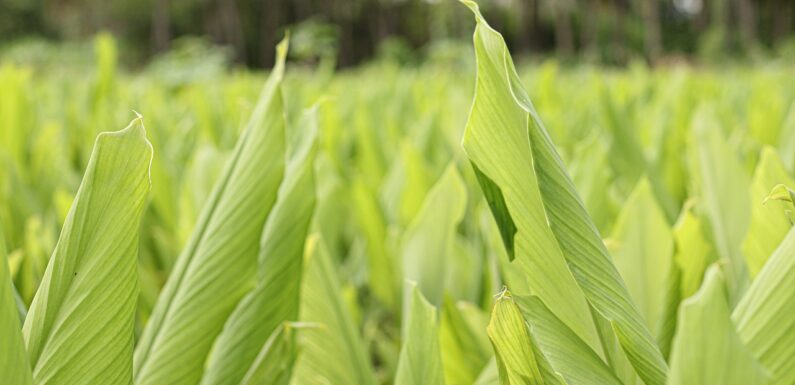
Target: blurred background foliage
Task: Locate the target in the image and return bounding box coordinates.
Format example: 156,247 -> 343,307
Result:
3,0 -> 795,68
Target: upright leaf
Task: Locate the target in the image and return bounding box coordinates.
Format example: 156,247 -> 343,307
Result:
460,0 -> 602,362
401,164 -> 466,305
239,324 -> 298,385
23,118 -> 152,385
690,109 -> 750,300
733,226 -> 795,384
667,266 -> 769,385
291,235 -> 377,385
487,290 -> 564,385
134,39 -> 288,385
460,2 -> 668,383
513,295 -> 624,385
440,297 -> 491,385
395,283 -> 445,385
742,147 -> 794,277
1,229 -> 33,385
200,106 -> 318,385
608,178 -> 677,353
672,203 -> 713,299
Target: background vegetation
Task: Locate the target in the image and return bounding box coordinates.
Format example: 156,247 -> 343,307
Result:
3,0 -> 795,67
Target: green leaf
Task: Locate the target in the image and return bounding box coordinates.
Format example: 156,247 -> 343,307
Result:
690,109 -> 750,300
200,106 -> 318,385
514,295 -> 624,385
667,266 -> 769,385
487,290 -> 564,385
607,178 -> 677,355
23,117 -> 152,384
401,164 -> 466,305
395,283 -> 445,385
351,179 -> 399,309
239,324 -> 298,385
672,202 -> 713,299
460,2 -> 668,384
743,147 -> 795,277
474,359 -> 499,385
291,235 -> 377,385
733,226 -> 795,384
1,228 -> 33,385
134,38 -> 288,385
440,297 -> 491,385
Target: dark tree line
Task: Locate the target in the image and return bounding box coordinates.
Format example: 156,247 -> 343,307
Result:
1,0 -> 794,67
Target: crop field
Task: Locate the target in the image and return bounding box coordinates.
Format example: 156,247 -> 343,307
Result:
2,3 -> 795,385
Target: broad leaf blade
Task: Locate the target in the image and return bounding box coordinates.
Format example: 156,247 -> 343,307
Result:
134,38 -> 288,385
23,118 -> 152,385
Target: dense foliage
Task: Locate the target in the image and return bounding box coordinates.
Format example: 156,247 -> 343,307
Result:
2,2 -> 795,384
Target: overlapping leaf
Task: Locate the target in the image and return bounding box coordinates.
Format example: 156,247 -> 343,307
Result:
742,147 -> 794,277
134,38 -> 288,385
200,106 -> 318,385
460,2 -> 668,383
291,235 -> 377,385
401,164 -> 466,306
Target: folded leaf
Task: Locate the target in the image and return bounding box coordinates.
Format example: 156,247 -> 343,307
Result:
134,38 -> 288,385
690,109 -> 750,300
460,0 -> 602,361
23,117 -> 152,385
487,290 -> 564,385
460,2 -> 668,384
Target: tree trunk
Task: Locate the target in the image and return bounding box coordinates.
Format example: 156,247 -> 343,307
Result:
580,0 -> 599,58
639,0 -> 663,63
151,0 -> 171,53
552,0 -> 574,58
734,0 -> 756,46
